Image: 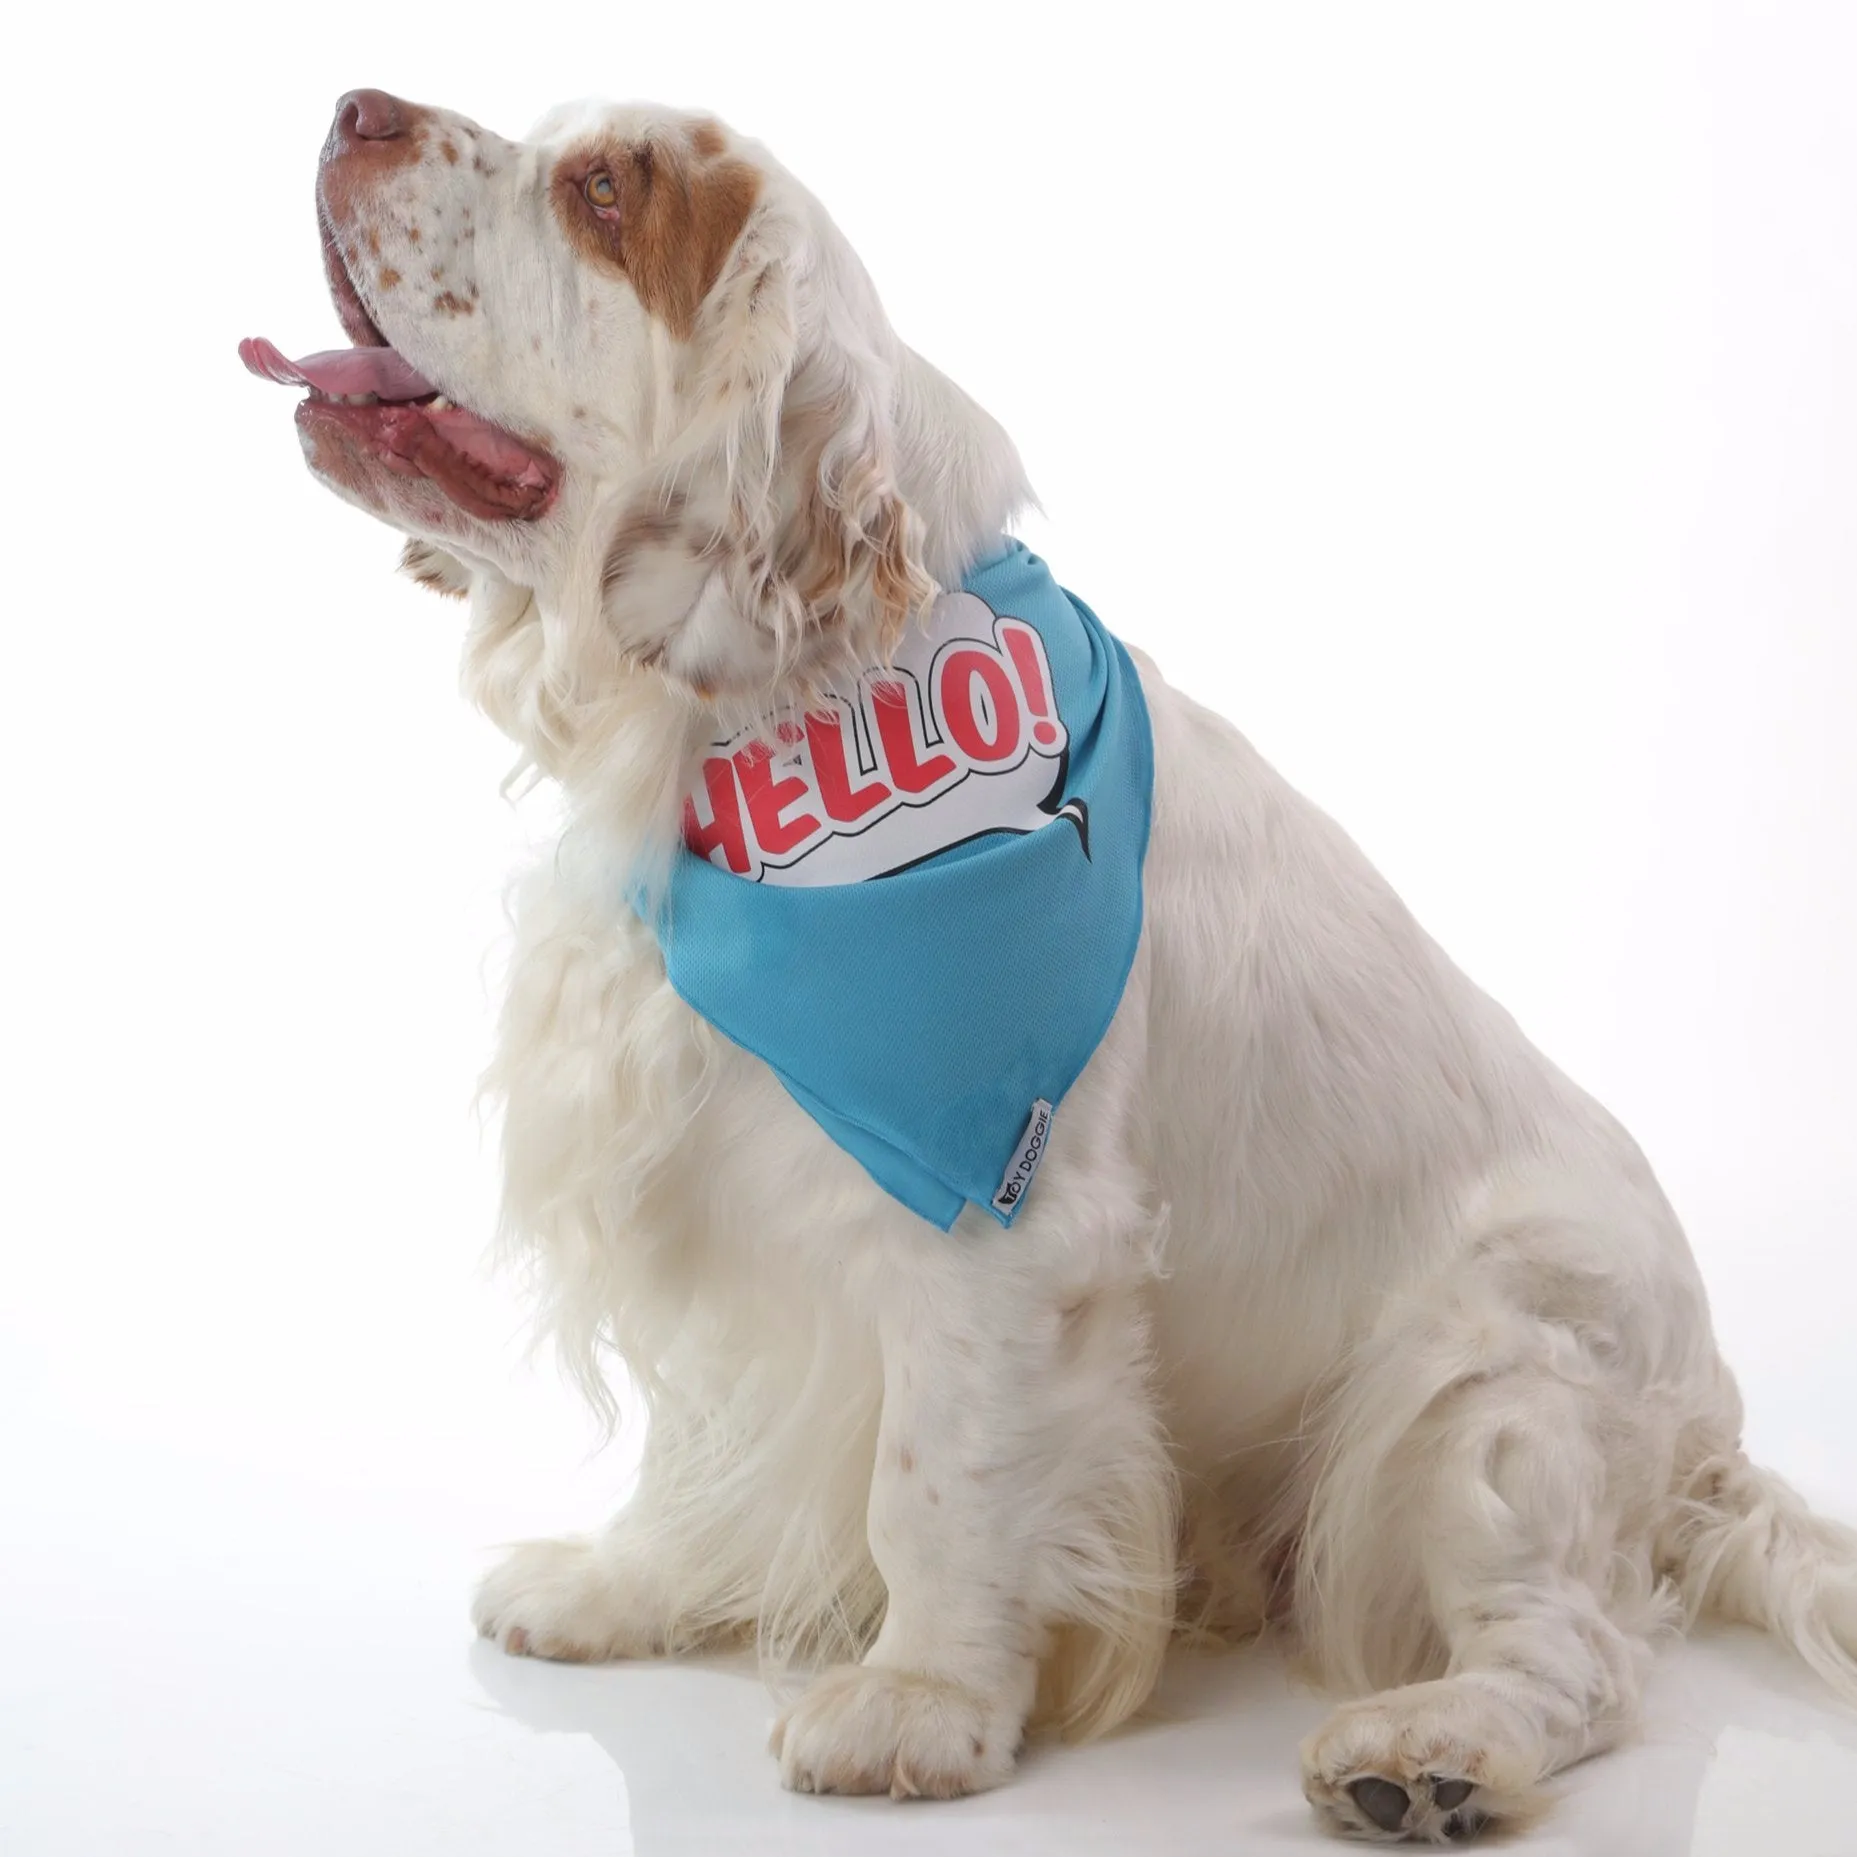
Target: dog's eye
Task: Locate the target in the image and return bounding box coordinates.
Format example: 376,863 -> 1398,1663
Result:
584,171 -> 618,210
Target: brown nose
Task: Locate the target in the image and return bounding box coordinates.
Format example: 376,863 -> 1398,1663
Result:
330,89 -> 408,150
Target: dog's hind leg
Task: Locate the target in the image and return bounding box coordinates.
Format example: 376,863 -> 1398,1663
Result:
1293,1214 -> 1707,1843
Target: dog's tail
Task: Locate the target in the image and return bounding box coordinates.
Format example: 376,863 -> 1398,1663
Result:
1660,1450 -> 1857,1702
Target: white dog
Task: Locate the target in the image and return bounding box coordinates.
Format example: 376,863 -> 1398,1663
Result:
243,90 -> 1857,1843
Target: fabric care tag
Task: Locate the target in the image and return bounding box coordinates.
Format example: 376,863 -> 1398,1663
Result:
643,540 -> 1154,1232
992,1101 -> 1055,1215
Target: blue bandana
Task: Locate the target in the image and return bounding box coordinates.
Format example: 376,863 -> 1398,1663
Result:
643,540 -> 1153,1229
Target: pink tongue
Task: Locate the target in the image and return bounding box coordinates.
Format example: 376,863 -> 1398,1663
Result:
238,336 -> 436,400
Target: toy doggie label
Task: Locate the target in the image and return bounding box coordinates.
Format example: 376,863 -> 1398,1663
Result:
992,1099 -> 1055,1213
683,592 -> 1076,886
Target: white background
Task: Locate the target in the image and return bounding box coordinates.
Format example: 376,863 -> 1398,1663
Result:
3,4 -> 1854,1852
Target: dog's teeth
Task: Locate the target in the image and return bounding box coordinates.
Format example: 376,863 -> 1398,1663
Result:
428,395 -> 453,412
343,392 -> 380,406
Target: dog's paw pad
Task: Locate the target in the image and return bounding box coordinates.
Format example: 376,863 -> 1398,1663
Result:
1303,1678 -> 1546,1843
1344,1774 -> 1484,1840
1349,1777 -> 1412,1832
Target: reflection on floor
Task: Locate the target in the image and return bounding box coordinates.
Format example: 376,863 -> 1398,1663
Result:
9,1428 -> 1857,1855
468,1626 -> 1857,1857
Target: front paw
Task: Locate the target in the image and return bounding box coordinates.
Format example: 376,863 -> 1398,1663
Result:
771,1664 -> 1019,1800
472,1536 -> 660,1663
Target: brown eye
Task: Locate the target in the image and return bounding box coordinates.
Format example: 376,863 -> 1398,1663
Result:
584,171 -> 618,210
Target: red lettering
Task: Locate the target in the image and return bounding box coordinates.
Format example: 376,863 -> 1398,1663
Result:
870,678 -> 957,795
683,756 -> 751,874
806,707 -> 891,825
1000,620 -> 1062,750
734,738 -> 821,858
938,647 -> 1021,765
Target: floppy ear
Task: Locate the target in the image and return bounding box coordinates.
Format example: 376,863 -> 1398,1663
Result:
600,201 -> 934,689
772,331 -> 936,666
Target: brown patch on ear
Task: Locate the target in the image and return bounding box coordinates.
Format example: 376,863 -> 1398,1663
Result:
865,495 -> 928,656
777,394 -> 934,654
550,126 -> 761,339
600,489 -> 691,594
399,538 -> 472,599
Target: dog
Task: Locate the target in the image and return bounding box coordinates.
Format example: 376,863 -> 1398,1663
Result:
241,89 -> 1857,1844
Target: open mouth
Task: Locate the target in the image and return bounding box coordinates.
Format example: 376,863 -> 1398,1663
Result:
240,225 -> 560,523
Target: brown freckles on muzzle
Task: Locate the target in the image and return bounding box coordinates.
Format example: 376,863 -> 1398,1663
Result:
319,90 -> 429,216
314,89 -> 434,347
242,88 -> 565,536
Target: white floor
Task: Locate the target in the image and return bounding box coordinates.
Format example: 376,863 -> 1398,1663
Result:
8,1408 -> 1857,1857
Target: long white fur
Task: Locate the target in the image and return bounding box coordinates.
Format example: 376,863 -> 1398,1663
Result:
296,94 -> 1857,1842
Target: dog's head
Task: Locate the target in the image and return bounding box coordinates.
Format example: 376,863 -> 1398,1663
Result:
245,90 -> 964,762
